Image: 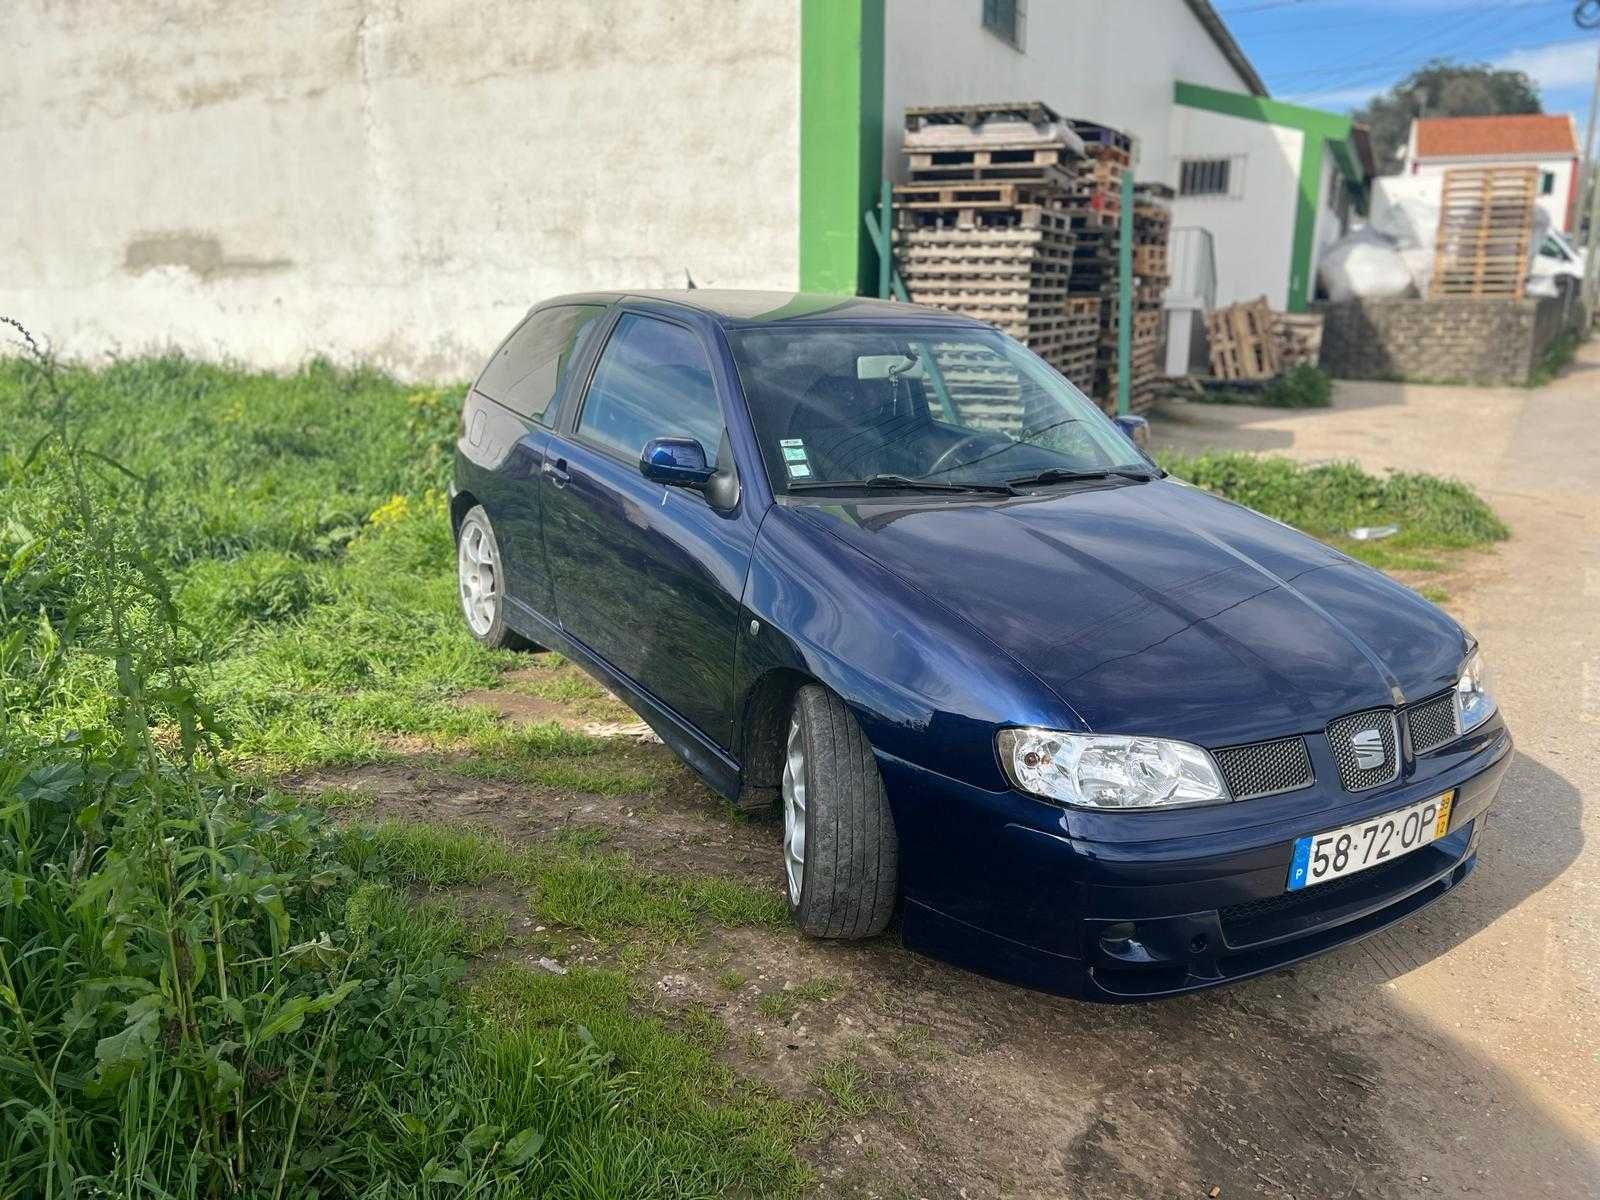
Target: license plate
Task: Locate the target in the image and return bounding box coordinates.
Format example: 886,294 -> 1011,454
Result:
1287,791 -> 1454,891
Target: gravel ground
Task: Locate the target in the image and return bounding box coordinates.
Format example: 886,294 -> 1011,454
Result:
1147,344 -> 1600,1196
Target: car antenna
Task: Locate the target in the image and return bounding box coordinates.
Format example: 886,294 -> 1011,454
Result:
684,269 -> 697,290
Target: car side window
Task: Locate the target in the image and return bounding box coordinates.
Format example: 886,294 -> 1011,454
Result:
476,304 -> 606,423
575,314 -> 724,462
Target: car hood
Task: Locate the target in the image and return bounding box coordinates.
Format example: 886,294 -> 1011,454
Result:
794,479 -> 1468,747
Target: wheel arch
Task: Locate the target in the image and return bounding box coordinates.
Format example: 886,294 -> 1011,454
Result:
449,488 -> 479,538
738,666 -> 817,801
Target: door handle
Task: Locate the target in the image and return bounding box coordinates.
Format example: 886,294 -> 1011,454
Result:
543,457 -> 570,488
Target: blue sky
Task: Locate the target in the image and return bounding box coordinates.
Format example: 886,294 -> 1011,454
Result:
1219,0 -> 1599,126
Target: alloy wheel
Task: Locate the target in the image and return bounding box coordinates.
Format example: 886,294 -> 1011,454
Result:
782,715 -> 807,905
457,521 -> 497,636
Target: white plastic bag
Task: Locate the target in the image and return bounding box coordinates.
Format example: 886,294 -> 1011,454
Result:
1318,225 -> 1415,302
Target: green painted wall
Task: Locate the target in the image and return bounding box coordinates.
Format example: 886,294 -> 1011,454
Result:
1173,81 -> 1363,313
799,0 -> 885,295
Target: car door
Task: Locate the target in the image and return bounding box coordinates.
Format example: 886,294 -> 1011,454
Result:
541,310 -> 756,750
468,303 -> 607,616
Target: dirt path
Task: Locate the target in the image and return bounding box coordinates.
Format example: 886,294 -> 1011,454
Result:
312,350 -> 1600,1198
1147,347 -> 1600,1197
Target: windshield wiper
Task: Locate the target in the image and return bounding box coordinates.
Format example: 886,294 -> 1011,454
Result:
788,473 -> 1017,495
1004,466 -> 1158,488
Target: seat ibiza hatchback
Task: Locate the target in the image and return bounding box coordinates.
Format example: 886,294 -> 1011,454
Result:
450,290 -> 1511,1001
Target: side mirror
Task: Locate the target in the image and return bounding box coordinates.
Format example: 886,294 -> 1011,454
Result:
639,437 -> 716,489
1114,414 -> 1151,451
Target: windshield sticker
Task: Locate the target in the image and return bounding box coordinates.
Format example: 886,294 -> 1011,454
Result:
780,438 -> 804,447
782,446 -> 808,463
787,462 -> 812,478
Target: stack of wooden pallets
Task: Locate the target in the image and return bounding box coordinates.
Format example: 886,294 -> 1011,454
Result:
1271,312 -> 1324,370
893,101 -> 1097,389
1067,120 -> 1131,215
1429,166 -> 1537,299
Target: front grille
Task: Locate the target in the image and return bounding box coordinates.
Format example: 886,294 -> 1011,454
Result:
1325,708 -> 1400,791
1222,853 -> 1418,929
1219,824 -> 1469,947
1407,691 -> 1458,755
1213,737 -> 1314,800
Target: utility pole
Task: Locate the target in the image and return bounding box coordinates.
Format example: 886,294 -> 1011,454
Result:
1578,43 -> 1599,228
1584,43 -> 1600,310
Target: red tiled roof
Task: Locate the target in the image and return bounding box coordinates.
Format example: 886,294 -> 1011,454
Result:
1413,114 -> 1576,159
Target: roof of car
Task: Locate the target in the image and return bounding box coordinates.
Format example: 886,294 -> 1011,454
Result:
538,289 -> 981,327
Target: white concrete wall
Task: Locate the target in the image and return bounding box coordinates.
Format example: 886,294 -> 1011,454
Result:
882,0 -> 1251,185
1167,107 -> 1302,309
0,0 -> 800,380
1409,157 -> 1577,233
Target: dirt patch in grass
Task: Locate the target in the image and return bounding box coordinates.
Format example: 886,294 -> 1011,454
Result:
454,684 -> 660,742
294,756 -> 779,887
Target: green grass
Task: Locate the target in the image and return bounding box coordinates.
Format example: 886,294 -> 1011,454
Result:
1529,328 -> 1586,387
1157,451 -> 1508,572
355,819 -> 787,942
1193,364 -> 1333,408
0,350 -> 809,1198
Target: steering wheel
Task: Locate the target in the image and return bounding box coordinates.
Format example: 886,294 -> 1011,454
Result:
925,432 -> 1001,478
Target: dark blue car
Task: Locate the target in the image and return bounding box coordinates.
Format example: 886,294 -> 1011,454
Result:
450,290 -> 1511,1001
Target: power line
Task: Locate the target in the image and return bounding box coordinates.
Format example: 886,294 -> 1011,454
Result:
1264,5 -> 1541,88
1223,0 -> 1565,41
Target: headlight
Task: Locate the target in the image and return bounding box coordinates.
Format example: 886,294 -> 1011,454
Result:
996,728 -> 1230,810
1454,648 -> 1496,734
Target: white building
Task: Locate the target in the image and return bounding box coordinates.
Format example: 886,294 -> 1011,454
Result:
0,0 -> 1366,380
1402,115 -> 1580,232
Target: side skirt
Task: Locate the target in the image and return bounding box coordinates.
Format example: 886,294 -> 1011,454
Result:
504,596 -> 743,800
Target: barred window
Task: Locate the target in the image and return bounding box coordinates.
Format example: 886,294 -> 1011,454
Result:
1180,157 -> 1234,198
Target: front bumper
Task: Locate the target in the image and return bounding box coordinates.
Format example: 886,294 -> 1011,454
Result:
883,717 -> 1513,1002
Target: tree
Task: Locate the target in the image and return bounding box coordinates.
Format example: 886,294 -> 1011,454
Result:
1354,60 -> 1543,174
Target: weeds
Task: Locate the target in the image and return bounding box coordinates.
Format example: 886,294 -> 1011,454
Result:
1158,451 -> 1508,572
0,340 -> 808,1197
1194,364 -> 1332,408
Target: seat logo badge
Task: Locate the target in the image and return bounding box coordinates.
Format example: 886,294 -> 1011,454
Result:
1350,729 -> 1386,770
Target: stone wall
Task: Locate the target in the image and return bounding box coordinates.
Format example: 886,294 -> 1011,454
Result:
1313,296 -> 1573,386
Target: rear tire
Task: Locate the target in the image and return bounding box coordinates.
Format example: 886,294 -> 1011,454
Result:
455,505 -> 538,652
782,685 -> 898,938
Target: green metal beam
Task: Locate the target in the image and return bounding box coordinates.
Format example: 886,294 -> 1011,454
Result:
1173,80 -> 1364,312
799,0 -> 885,295
1116,171 -> 1134,415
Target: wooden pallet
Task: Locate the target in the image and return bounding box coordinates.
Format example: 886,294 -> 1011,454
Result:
907,143 -> 1077,168
894,200 -> 1076,232
1132,244 -> 1168,276
906,99 -> 1065,132
1069,119 -> 1133,155
1429,166 -> 1536,300
905,160 -> 1077,189
1205,297 -> 1279,380
1272,312 -> 1324,370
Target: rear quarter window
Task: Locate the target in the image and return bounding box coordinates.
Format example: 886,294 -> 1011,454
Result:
475,304 -> 606,421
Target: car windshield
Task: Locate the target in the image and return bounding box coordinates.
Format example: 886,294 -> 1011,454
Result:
726,324 -> 1150,493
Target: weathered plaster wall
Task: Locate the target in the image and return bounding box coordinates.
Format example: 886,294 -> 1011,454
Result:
0,1 -> 800,380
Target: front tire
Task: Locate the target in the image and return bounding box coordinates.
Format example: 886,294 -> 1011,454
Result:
456,505 -> 537,651
782,685 -> 898,938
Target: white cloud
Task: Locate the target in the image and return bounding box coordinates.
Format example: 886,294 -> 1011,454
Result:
1497,39 -> 1598,95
